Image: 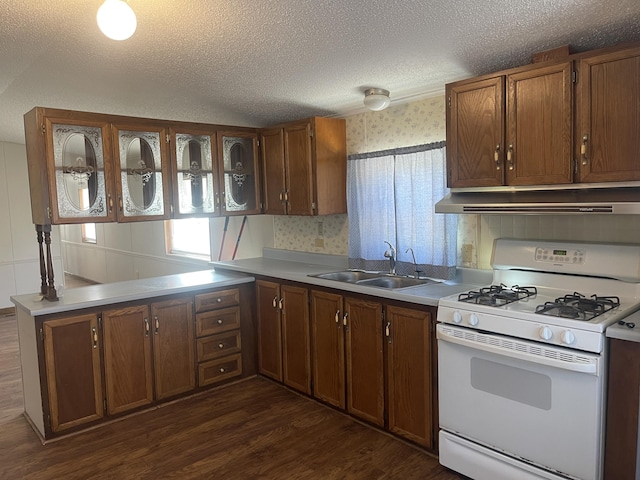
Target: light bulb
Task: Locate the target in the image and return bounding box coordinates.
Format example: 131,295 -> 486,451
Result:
363,88 -> 391,111
97,0 -> 137,41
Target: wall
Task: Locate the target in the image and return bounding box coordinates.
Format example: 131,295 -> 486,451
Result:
0,141 -> 62,308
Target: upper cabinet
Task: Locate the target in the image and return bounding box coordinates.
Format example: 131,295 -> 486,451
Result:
217,131 -> 261,215
261,117 -> 346,216
112,122 -> 171,222
576,45 -> 640,183
24,107 -> 262,224
446,43 -> 640,189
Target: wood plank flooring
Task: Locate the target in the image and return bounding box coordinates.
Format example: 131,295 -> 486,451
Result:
0,306 -> 465,479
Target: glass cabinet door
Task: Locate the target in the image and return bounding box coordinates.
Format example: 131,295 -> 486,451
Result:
113,125 -> 171,221
171,129 -> 219,217
217,131 -> 261,215
45,119 -> 115,223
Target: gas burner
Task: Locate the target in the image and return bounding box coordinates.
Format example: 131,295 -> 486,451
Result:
458,284 -> 537,307
535,292 -> 620,321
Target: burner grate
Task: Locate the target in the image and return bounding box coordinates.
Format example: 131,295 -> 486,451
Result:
458,284 -> 537,306
535,292 -> 620,321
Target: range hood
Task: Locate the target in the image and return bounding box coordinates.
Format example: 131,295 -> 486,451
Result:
435,185 -> 640,214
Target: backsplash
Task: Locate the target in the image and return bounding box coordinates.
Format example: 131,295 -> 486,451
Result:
273,215 -> 349,255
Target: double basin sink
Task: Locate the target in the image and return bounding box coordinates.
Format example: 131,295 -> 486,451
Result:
308,270 -> 440,290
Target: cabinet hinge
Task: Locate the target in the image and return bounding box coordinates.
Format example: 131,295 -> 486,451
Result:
447,96 -> 452,108
40,327 -> 44,342
98,315 -> 102,328
311,202 -> 316,213
309,129 -> 314,138
165,134 -> 170,143
572,70 -> 577,83
257,139 -> 260,147
41,123 -> 46,134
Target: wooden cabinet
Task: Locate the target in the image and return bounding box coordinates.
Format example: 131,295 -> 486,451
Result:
102,305 -> 154,415
42,313 -> 104,432
217,130 -> 262,215
195,288 -> 243,386
256,279 -> 311,394
151,298 -> 196,399
385,305 -> 433,448
447,62 -> 572,188
576,45 -> 640,183
446,43 -> 640,189
261,117 -> 346,215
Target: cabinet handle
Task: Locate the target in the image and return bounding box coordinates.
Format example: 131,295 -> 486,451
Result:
494,145 -> 501,170
283,191 -> 289,202
154,315 -> 159,335
279,191 -> 284,202
219,367 -> 226,373
216,297 -> 222,303
385,322 -> 391,343
217,319 -> 223,325
218,343 -> 225,349
342,312 -> 348,327
92,327 -> 98,348
335,309 -> 340,325
581,134 -> 589,166
118,196 -> 123,213
278,297 -> 284,310
272,296 -> 278,308
144,317 -> 149,336
507,144 -> 514,171
108,194 -> 113,213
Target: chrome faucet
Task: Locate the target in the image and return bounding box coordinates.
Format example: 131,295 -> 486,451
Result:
384,241 -> 396,275
405,247 -> 424,278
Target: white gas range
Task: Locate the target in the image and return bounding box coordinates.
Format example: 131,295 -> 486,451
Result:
436,238 -> 640,480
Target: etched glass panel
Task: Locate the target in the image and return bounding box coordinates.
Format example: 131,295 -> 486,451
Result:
118,130 -> 164,217
53,124 -> 107,218
175,134 -> 215,214
222,136 -> 256,212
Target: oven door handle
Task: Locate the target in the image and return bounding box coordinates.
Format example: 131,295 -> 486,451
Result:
437,326 -> 598,375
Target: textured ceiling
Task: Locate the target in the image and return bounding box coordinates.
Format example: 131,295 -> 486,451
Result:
0,0 -> 639,144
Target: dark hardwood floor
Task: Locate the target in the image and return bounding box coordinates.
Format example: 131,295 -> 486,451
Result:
0,289 -> 464,479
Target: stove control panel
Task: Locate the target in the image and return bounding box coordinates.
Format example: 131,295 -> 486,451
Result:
535,247 -> 585,265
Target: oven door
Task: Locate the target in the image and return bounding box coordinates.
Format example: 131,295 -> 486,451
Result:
437,324 -> 604,480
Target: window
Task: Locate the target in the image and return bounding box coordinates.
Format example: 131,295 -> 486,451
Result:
165,218 -> 211,260
347,142 -> 457,279
81,223 -> 97,244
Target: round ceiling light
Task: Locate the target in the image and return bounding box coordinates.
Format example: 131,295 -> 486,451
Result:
363,88 -> 391,111
97,0 -> 137,41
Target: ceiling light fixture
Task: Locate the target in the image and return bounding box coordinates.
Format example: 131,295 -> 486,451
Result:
363,88 -> 391,111
97,0 -> 137,41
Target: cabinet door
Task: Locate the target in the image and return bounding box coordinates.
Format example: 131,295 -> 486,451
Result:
217,131 -> 261,215
170,127 -> 220,217
385,305 -> 432,448
43,314 -> 104,432
446,76 -> 505,187
506,62 -> 573,185
42,116 -> 116,224
151,298 -> 196,400
284,123 -> 314,215
311,290 -> 345,409
344,297 -> 384,426
281,284 -> 311,394
260,128 -> 287,215
102,305 -> 153,415
112,124 -> 171,221
256,280 -> 283,381
577,46 -> 640,182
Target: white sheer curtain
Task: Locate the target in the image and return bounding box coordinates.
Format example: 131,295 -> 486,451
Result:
347,143 -> 457,279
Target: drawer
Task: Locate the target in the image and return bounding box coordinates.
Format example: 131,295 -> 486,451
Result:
197,331 -> 241,362
195,288 -> 239,312
196,306 -> 240,337
198,354 -> 242,387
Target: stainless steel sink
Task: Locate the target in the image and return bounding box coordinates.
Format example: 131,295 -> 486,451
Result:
310,270 -> 381,283
356,276 -> 434,289
309,270 -> 438,289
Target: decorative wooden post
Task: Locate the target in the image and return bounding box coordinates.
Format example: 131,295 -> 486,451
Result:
36,224 -> 58,301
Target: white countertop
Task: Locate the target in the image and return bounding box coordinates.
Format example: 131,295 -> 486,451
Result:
607,309 -> 640,342
11,269 -> 254,317
211,249 -> 490,307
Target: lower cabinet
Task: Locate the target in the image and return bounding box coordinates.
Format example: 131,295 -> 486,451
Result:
256,279 -> 311,394
34,283 -> 254,440
42,313 -> 104,432
309,287 -> 435,448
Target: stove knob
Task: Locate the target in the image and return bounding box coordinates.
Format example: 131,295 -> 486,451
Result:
468,314 -> 479,326
539,326 -> 553,341
452,311 -> 463,324
561,330 -> 576,345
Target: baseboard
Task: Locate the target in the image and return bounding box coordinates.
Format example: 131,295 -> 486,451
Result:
0,306 -> 16,317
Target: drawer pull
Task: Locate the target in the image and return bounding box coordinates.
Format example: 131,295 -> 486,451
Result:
92,327 -> 98,348
219,367 -> 226,373
272,296 -> 278,308
494,145 -> 501,170
335,309 -> 340,324
144,317 -> 149,336
154,315 -> 159,335
216,297 -> 222,303
217,319 -> 223,325
581,134 -> 589,166
218,343 -> 225,349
